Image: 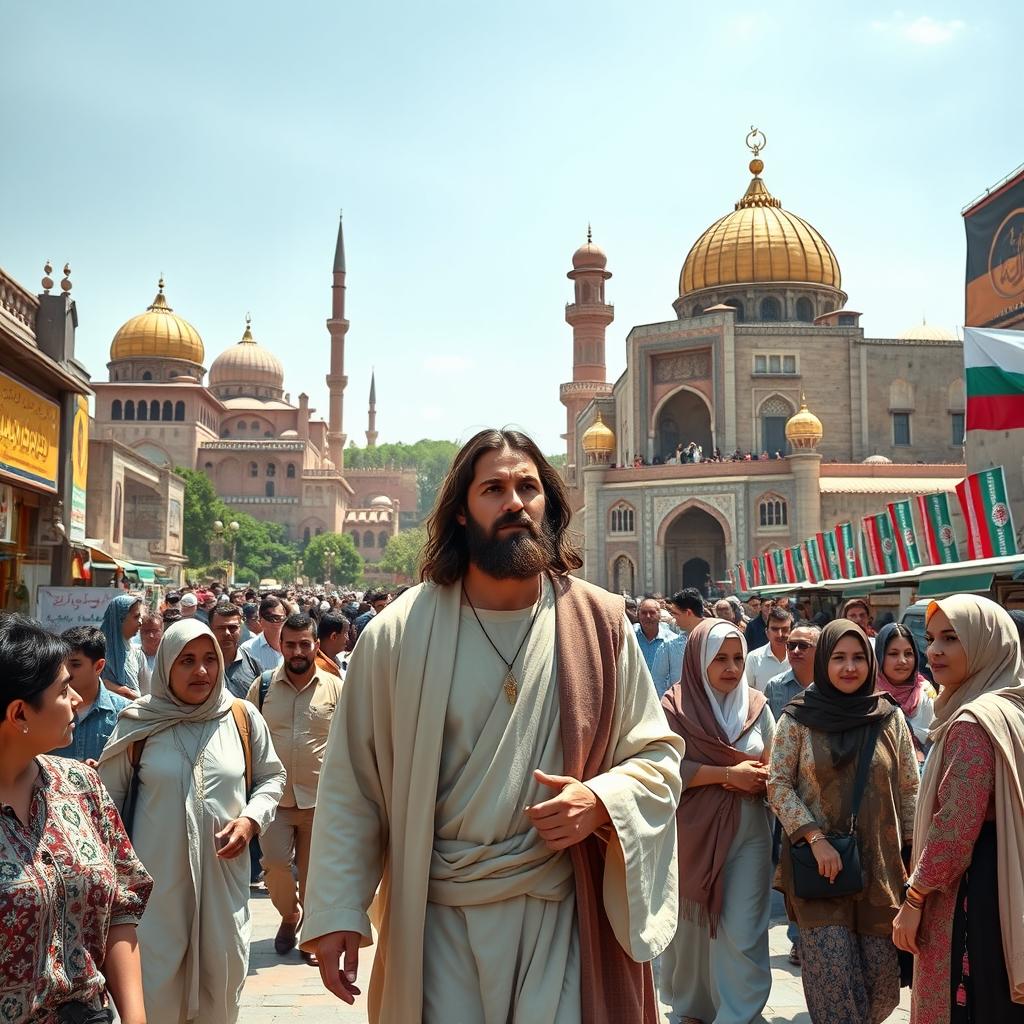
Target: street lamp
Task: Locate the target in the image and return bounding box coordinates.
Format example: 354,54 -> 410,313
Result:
293,556 -> 304,584
323,545 -> 337,585
212,519 -> 240,584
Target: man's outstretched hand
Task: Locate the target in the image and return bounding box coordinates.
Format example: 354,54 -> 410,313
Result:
315,930 -> 362,1004
526,769 -> 611,851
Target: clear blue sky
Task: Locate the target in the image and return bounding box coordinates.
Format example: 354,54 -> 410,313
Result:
4,2 -> 1020,454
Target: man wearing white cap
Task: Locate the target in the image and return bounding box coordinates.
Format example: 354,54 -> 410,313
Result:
179,592 -> 198,618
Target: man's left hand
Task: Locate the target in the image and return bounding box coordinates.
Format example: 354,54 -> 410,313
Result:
216,817 -> 259,860
526,770 -> 610,851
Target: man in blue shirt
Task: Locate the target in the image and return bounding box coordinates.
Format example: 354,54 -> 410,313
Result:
633,595 -> 674,677
651,588 -> 705,697
53,626 -> 130,765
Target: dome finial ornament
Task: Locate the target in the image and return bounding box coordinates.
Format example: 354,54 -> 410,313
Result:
42,260 -> 54,293
746,126 -> 766,158
241,312 -> 254,343
587,222 -> 592,244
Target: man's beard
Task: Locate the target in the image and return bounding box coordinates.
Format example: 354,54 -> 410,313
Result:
288,656 -> 313,674
464,509 -> 556,580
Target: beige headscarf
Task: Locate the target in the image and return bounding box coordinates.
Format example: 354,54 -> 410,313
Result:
99,617 -> 233,1021
912,594 -> 1024,1003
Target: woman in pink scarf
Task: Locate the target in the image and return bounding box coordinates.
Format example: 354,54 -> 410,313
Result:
874,623 -> 935,763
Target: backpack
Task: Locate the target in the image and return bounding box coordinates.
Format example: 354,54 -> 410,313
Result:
122,699 -> 253,836
258,668 -> 274,711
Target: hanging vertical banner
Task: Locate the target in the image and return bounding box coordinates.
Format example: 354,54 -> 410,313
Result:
736,563 -> 749,591
760,553 -> 775,586
69,394 -> 89,543
782,548 -> 797,584
916,492 -> 960,564
886,499 -> 922,571
863,512 -> 900,574
751,557 -> 763,587
821,531 -> 842,579
955,466 -> 1019,558
771,549 -> 787,585
788,546 -> 807,583
803,538 -> 822,583
834,521 -> 863,578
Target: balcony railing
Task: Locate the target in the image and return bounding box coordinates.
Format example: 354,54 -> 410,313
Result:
199,440 -> 305,451
220,495 -> 299,505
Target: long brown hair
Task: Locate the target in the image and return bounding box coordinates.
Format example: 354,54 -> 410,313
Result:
420,428 -> 582,586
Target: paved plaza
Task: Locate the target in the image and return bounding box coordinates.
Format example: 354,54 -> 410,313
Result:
241,888 -> 911,1022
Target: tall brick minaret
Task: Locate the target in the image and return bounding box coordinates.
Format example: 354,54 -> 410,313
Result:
560,227 -> 614,503
366,370 -> 378,448
326,213 -> 349,469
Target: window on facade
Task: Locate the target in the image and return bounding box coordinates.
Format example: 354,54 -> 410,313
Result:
760,297 -> 782,321
150,400 -> 159,420
609,505 -> 635,533
795,297 -> 814,322
125,400 -> 135,420
754,353 -> 797,375
303,527 -> 311,544
758,497 -> 788,528
162,401 -> 173,421
249,462 -> 258,477
363,530 -> 374,548
316,527 -> 323,536
838,314 -> 856,326
783,355 -> 796,373
266,482 -> 275,497
142,371 -> 152,380
137,401 -> 148,421
266,463 -> 276,477
286,463 -> 296,478
251,421 -> 260,431
379,531 -> 389,549
111,400 -> 122,420
174,401 -> 185,421
723,298 -> 744,322
351,531 -> 360,548
950,412 -> 965,446
893,412 -> 911,446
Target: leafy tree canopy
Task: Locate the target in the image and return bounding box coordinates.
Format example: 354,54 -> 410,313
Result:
300,532 -> 363,585
345,439 -> 459,515
377,527 -> 426,580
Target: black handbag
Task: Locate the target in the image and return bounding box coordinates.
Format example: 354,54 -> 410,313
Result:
789,721 -> 881,900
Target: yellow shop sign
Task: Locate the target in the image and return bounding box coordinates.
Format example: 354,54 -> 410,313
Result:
0,372 -> 60,492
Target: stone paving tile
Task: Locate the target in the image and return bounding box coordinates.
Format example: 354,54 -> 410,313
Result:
240,888 -> 912,1022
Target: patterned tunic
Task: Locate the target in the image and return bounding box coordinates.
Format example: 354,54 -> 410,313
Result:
0,756 -> 152,1024
910,721 -> 995,1024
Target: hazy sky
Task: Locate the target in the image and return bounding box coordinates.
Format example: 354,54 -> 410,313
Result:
4,2 -> 1020,453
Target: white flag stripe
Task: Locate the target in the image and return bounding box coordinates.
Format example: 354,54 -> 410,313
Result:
964,327 -> 1024,374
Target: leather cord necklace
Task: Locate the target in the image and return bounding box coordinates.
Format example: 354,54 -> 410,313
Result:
462,580 -> 543,705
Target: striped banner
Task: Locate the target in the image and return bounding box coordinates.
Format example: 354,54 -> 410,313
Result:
887,499 -> 922,570
736,563 -> 749,591
834,521 -> 862,578
772,549 -> 788,585
789,546 -> 807,583
822,531 -> 842,579
964,328 -> 1024,431
804,538 -> 824,582
916,492 -> 960,564
955,467 -> 1019,558
863,512 -> 900,574
751,556 -> 763,587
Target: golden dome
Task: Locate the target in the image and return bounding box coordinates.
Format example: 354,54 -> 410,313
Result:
679,153 -> 841,296
110,278 -> 205,364
209,316 -> 285,396
785,398 -> 824,449
898,321 -> 957,341
581,411 -> 615,453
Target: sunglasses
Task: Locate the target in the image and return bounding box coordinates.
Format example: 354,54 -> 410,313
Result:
785,640 -> 816,652
262,615 -> 287,624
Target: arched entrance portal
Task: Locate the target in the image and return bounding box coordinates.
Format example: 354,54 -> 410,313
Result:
655,389 -> 712,461
663,507 -> 726,596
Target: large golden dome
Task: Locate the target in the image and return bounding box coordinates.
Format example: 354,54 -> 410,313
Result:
581,411 -> 615,453
679,152 -> 841,296
785,397 -> 824,449
110,278 -> 205,364
209,316 -> 285,396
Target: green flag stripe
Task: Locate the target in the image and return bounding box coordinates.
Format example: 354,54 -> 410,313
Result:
965,365 -> 1024,397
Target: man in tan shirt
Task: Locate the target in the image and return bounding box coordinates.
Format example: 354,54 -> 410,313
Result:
247,611 -> 342,963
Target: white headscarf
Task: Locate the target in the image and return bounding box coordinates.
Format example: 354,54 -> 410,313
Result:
700,621 -> 751,743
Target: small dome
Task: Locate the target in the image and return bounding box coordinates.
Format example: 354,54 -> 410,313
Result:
110,278 -> 204,365
785,399 -> 823,449
581,411 -> 616,453
679,152 -> 841,297
279,429 -> 299,438
209,316 -> 285,398
898,321 -> 957,341
370,495 -> 393,508
572,240 -> 607,270
863,454 -> 893,464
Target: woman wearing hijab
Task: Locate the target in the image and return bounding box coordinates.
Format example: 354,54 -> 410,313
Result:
768,619 -> 919,1024
892,595 -> 1024,1023
874,623 -> 936,764
661,619 -> 775,1024
100,594 -> 149,698
99,619 -> 285,1024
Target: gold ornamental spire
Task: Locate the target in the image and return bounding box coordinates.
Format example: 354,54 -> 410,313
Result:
736,126 -> 781,210
241,312 -> 254,343
148,275 -> 171,311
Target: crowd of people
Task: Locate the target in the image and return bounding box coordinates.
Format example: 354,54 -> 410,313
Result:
2,427 -> 1024,1024
628,446 -> 789,468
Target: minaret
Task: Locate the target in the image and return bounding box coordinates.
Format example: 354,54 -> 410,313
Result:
326,213 -> 349,469
366,370 -> 378,448
560,227 -> 614,502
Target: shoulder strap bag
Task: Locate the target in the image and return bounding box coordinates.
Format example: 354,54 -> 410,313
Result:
789,719 -> 883,900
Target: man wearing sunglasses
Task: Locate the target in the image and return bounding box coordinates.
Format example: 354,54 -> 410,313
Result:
240,595 -> 287,673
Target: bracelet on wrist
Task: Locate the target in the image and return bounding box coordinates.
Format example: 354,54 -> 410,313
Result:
807,832 -> 827,845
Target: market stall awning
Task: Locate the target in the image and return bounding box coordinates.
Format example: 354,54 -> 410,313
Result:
917,572 -> 996,599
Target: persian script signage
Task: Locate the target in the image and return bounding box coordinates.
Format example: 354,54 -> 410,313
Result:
0,372 -> 60,492
653,351 -> 711,384
70,394 -> 89,542
36,587 -> 116,631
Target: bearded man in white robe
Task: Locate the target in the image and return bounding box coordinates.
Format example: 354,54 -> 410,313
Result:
301,428 -> 683,1024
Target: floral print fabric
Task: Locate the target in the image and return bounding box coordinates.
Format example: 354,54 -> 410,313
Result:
0,755 -> 152,1024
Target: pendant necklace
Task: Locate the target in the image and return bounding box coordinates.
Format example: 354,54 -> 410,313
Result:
462,580 -> 543,705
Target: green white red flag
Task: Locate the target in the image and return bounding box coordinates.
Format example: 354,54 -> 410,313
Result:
788,546 -> 807,583
964,328 -> 1024,431
822,531 -> 842,578
772,549 -> 787,585
834,521 -> 863,578
863,512 -> 900,574
803,538 -> 824,582
915,493 -> 959,564
887,500 -> 922,570
955,467 -> 1018,558
735,563 -> 749,591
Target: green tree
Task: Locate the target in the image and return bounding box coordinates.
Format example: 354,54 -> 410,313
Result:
345,439 -> 459,515
302,532 -> 363,585
377,527 -> 427,580
178,467 -> 221,565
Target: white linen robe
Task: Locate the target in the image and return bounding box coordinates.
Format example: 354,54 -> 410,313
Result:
101,707 -> 285,1024
300,578 -> 682,1023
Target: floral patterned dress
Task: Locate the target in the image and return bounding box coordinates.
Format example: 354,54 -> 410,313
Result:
0,755 -> 152,1024
910,721 -> 995,1024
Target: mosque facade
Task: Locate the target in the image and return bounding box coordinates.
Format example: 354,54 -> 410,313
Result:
90,220 -> 412,570
562,131 -> 968,596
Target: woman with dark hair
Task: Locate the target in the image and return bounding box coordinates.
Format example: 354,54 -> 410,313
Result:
892,595 -> 1024,1023
100,594 -> 149,697
661,619 -> 775,1023
768,619 -> 918,1023
0,614 -> 152,1023
874,623 -> 935,764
